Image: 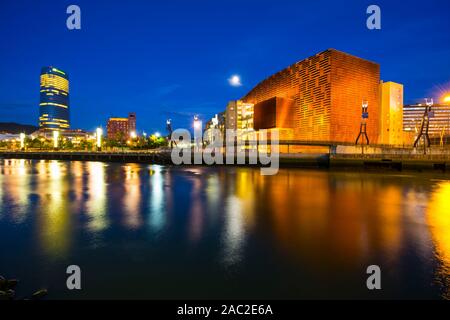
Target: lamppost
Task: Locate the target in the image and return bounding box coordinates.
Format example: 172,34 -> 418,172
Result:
96,127 -> 103,151
53,130 -> 59,149
193,115 -> 202,152
19,133 -> 25,151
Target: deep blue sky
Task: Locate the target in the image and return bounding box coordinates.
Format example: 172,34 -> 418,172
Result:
1,0 -> 449,133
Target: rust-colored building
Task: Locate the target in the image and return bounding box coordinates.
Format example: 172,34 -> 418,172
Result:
107,113 -> 136,140
242,49 -> 381,144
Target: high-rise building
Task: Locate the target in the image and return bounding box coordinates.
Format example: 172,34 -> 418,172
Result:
241,49 -> 381,143
39,66 -> 70,130
128,112 -> 136,134
225,101 -> 237,131
107,113 -> 137,140
379,81 -> 404,145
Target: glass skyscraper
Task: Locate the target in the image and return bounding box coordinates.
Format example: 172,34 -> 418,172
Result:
39,66 -> 70,130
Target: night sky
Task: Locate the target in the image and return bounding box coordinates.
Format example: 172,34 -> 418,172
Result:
1,0 -> 449,133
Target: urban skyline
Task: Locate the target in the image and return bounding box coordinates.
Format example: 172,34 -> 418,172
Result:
20,46 -> 450,148
0,0 -> 449,133
2,0 -> 450,304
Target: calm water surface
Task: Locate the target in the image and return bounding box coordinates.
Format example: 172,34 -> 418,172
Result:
0,159 -> 449,299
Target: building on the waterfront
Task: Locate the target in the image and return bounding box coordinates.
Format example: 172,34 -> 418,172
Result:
0,133 -> 22,142
107,113 -> 136,140
128,112 -> 136,135
31,128 -> 90,140
225,101 -> 237,131
403,102 -> 450,140
379,81 -> 404,145
39,66 -> 70,131
238,49 -> 381,144
204,112 -> 226,144
225,100 -> 254,132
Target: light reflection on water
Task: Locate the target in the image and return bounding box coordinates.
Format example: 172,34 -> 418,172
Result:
148,165 -> 166,233
427,182 -> 450,299
0,159 -> 449,299
86,162 -> 108,233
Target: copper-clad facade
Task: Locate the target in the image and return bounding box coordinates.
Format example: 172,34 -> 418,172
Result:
242,49 -> 380,143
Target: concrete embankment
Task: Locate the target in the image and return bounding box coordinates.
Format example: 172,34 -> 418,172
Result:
0,151 -> 173,164
1,151 -> 449,172
330,155 -> 450,172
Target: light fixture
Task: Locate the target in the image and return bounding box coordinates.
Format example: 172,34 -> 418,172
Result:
53,130 -> 59,149
96,127 -> 103,149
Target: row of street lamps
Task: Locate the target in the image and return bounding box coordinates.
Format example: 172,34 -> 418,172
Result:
17,126 -> 163,151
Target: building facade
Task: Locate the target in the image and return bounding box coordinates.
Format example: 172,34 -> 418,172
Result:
241,49 -> 381,144
39,66 -> 70,130
107,113 -> 136,140
404,103 -> 450,138
379,81 -> 404,145
128,112 -> 136,134
225,100 -> 254,131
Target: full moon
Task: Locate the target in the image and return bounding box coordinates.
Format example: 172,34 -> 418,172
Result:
228,75 -> 242,87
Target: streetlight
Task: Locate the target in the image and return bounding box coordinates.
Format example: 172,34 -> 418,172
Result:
193,115 -> 202,152
19,133 -> 25,150
53,130 -> 59,149
130,131 -> 137,139
444,95 -> 450,104
154,132 -> 161,138
193,115 -> 201,130
96,127 -> 103,151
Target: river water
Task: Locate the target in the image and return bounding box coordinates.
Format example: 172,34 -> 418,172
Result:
0,159 -> 449,299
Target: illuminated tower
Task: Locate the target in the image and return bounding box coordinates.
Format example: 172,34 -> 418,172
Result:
39,66 -> 70,130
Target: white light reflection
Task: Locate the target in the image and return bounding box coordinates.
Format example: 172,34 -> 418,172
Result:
222,195 -> 244,267
149,165 -> 165,233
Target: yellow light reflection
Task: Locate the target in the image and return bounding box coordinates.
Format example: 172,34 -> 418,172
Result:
86,162 -> 108,232
123,164 -> 142,229
1,159 -> 30,223
235,169 -> 255,228
37,161 -> 71,258
427,182 -> 450,299
0,160 -> 4,216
